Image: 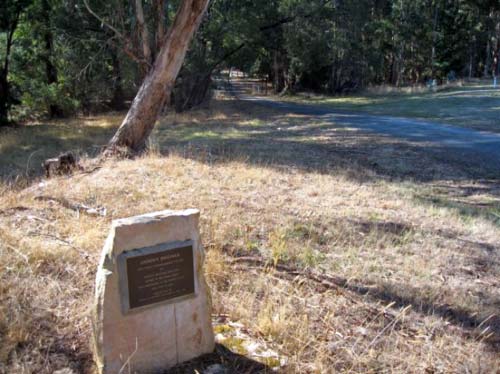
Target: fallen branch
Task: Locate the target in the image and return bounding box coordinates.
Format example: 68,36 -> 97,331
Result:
76,165 -> 102,176
0,206 -> 31,215
34,195 -> 107,217
228,255 -> 398,319
228,256 -> 348,288
228,255 -> 499,346
82,0 -> 150,69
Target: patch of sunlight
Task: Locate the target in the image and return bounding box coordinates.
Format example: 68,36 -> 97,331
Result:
223,130 -> 247,139
183,130 -> 224,140
322,96 -> 379,105
80,115 -> 123,128
57,133 -> 80,140
212,113 -> 229,120
240,119 -> 263,126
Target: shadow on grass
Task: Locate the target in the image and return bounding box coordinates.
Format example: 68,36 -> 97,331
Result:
233,254 -> 500,352
154,102 -> 500,181
153,100 -> 500,227
2,100 -> 499,226
356,280 -> 500,350
165,344 -> 274,374
225,202 -> 500,351
2,99 -> 499,184
0,117 -> 120,183
417,195 -> 500,226
415,181 -> 500,226
335,220 -> 500,341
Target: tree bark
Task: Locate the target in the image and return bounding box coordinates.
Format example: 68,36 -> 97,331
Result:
135,0 -> 152,65
42,0 -> 63,118
154,0 -> 168,53
109,47 -> 126,110
107,0 -> 210,152
495,16 -> 500,77
273,50 -> 285,93
0,71 -> 9,126
430,1 -> 439,78
484,37 -> 491,77
0,11 -> 20,126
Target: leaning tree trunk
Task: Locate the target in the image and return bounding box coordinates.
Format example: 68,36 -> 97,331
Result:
107,0 -> 210,152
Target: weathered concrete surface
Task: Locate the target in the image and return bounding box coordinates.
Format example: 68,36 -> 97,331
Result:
93,209 -> 214,374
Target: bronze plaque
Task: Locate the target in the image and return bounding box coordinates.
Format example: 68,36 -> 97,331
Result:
118,240 -> 195,313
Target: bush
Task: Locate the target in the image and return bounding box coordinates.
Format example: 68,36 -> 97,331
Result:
16,80 -> 79,121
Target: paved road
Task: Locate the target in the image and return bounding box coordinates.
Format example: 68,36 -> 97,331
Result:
238,94 -> 500,167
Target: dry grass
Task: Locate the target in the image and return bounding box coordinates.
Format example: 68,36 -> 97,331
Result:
0,114 -> 120,184
0,99 -> 499,373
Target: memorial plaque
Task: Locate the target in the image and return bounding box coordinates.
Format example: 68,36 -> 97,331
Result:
118,240 -> 196,313
94,210 -> 214,374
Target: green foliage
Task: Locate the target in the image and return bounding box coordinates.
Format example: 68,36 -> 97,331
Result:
16,81 -> 79,120
1,0 -> 500,121
214,0 -> 500,93
0,0 -> 32,31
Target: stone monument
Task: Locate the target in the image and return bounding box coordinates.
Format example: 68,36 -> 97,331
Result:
93,209 -> 214,373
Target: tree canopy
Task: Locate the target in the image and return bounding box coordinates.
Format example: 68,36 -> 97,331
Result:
0,0 -> 499,125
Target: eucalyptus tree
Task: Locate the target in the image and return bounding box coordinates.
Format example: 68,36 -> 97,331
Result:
107,0 -> 210,152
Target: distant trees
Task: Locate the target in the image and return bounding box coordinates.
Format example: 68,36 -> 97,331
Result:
244,0 -> 500,94
0,0 -> 499,126
163,0 -> 500,97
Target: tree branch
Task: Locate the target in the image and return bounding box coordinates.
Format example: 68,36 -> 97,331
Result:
3,10 -> 20,75
259,0 -> 334,32
82,0 -> 151,69
203,1 -> 335,73
135,0 -> 152,63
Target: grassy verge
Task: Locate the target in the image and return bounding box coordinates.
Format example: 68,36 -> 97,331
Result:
279,82 -> 500,133
0,99 -> 499,373
0,115 -> 121,185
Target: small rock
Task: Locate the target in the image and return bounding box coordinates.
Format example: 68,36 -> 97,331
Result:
54,369 -> 75,374
203,363 -> 228,374
355,326 -> 368,336
327,341 -> 341,353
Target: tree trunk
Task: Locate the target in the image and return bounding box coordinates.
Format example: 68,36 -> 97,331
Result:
495,16 -> 500,77
273,51 -> 285,93
469,52 -> 473,79
107,0 -> 210,152
110,47 -> 126,110
135,0 -> 152,65
173,73 -> 211,112
154,0 -> 168,54
0,71 -> 9,126
484,39 -> 491,77
42,0 -> 63,118
430,1 -> 439,78
0,12 -> 20,126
